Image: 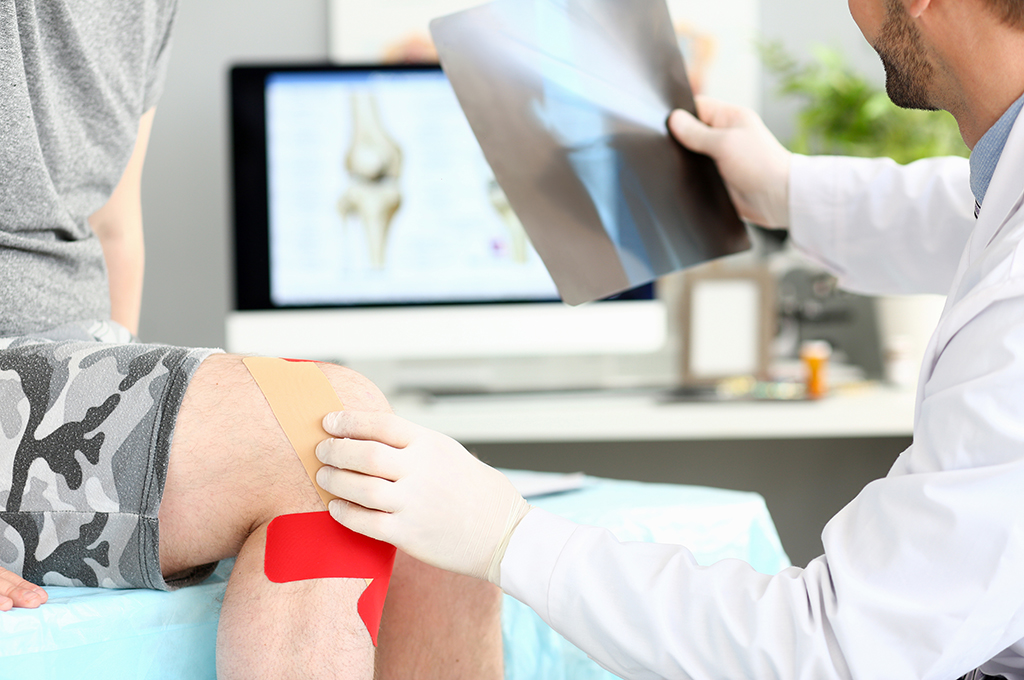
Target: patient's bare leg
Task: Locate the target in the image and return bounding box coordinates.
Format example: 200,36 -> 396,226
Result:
158,354 -> 503,679
376,551 -> 504,679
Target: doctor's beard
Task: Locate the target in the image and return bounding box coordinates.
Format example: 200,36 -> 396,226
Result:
874,0 -> 939,111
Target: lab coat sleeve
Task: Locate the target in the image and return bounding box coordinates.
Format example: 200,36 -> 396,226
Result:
788,154 -> 975,295
501,280 -> 1024,680
502,508 -> 853,680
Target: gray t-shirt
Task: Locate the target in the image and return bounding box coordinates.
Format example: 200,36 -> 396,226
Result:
0,0 -> 177,336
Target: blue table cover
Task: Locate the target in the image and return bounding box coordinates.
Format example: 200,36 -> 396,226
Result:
0,474 -> 789,679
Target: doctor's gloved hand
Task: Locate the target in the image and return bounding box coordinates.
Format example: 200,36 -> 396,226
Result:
669,96 -> 792,228
316,411 -> 532,586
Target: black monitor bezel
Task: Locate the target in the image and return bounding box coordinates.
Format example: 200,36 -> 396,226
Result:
229,62 -> 652,311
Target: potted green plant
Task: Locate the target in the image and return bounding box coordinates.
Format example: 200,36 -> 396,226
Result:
761,43 -> 969,162
760,43 -> 961,386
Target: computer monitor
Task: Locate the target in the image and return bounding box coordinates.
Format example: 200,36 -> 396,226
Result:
227,63 -> 666,379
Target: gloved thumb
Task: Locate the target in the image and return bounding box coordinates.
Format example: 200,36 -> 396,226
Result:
668,108 -> 721,156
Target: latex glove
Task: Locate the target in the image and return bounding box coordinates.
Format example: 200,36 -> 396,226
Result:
0,566 -> 47,612
668,95 -> 792,228
316,411 -> 531,585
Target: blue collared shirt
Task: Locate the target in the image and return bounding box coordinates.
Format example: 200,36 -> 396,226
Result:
970,92 -> 1024,216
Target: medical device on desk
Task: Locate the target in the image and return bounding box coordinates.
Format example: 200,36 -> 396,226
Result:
226,63 -> 666,392
777,268 -> 885,380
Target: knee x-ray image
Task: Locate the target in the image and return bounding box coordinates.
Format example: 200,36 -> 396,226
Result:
431,0 -> 749,305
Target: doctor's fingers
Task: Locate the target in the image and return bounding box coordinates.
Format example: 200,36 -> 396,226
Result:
668,108 -> 726,157
693,95 -> 759,129
328,498 -> 396,545
669,100 -> 763,157
323,410 -> 420,449
317,466 -> 402,513
316,437 -> 404,481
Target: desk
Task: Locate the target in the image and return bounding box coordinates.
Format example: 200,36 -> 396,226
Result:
391,384 -> 916,443
392,386 -> 915,567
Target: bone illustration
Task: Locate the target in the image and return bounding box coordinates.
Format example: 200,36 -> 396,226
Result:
488,180 -> 529,264
338,92 -> 403,269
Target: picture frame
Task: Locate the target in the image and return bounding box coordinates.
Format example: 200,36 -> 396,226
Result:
678,265 -> 775,386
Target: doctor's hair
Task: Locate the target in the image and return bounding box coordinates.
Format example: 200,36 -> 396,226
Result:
987,0 -> 1024,28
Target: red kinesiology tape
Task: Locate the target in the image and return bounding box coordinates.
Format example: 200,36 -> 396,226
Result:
265,511 -> 397,646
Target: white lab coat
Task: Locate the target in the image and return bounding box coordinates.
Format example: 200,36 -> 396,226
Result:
500,112 -> 1024,680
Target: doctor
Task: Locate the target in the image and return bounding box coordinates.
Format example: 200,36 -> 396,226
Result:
314,0 -> 1024,677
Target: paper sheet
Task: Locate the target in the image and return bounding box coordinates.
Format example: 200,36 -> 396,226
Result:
430,0 -> 749,304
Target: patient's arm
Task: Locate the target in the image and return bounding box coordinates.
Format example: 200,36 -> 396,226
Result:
88,108 -> 156,336
0,566 -> 47,611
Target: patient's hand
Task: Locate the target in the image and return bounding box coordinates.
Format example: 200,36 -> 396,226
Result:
0,566 -> 47,611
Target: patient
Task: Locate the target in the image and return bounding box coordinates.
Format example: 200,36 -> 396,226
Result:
0,2 -> 502,678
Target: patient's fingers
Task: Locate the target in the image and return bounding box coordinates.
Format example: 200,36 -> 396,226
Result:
316,437 -> 403,480
0,567 -> 46,610
317,466 -> 400,513
323,411 -> 420,449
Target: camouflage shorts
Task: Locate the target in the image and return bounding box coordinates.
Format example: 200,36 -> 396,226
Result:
0,321 -> 220,591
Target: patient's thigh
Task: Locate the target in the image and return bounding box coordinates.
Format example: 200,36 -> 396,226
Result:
158,353 -> 390,575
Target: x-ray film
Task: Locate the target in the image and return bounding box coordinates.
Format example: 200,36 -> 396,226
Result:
430,0 -> 750,305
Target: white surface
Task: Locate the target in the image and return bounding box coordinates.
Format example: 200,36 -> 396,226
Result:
328,0 -> 761,111
690,279 -> 760,377
391,385 -> 916,443
226,300 -> 666,361
329,0 -> 480,62
664,0 -> 761,110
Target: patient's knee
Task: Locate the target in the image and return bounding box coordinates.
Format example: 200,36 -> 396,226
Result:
242,359 -> 389,516
161,356 -> 393,571
318,363 -> 391,414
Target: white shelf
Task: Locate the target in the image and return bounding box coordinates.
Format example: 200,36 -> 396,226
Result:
390,385 -> 916,444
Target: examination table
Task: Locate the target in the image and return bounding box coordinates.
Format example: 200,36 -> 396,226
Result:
0,473 -> 790,679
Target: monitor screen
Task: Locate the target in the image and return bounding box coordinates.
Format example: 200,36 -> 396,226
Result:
229,63 -> 660,369
232,63 -> 570,310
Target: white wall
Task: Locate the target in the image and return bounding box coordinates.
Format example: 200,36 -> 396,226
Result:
760,0 -> 885,141
140,0 -> 330,347
139,0 -> 885,348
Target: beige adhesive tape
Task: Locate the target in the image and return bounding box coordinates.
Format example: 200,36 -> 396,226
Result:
243,357 -> 343,509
